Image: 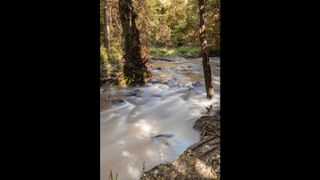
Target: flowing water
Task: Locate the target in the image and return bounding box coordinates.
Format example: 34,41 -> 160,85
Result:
100,57 -> 220,180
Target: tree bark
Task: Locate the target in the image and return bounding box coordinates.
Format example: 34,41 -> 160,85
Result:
119,0 -> 147,86
103,0 -> 111,60
199,0 -> 214,99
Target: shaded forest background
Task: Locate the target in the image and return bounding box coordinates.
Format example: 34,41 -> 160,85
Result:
100,0 -> 220,86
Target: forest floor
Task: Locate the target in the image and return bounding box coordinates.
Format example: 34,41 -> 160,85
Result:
140,110 -> 220,180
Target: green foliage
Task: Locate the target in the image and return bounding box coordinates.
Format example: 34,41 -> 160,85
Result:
175,46 -> 200,57
101,0 -> 220,57
124,75 -> 133,86
109,45 -> 123,64
100,47 -> 108,64
145,0 -> 220,53
108,170 -> 118,180
150,46 -> 200,57
100,0 -> 220,86
100,46 -> 124,83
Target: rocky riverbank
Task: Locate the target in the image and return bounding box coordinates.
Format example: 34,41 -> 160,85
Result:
140,110 -> 220,180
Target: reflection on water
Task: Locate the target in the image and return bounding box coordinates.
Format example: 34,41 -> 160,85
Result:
100,57 -> 220,180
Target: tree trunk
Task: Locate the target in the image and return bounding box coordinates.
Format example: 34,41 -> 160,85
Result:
119,0 -> 147,86
199,0 -> 214,99
103,0 -> 111,60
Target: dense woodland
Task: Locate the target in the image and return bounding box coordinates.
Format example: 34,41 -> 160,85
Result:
100,0 -> 220,95
101,1 -> 220,179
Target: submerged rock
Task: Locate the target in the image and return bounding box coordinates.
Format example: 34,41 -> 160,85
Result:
111,99 -> 126,105
129,92 -> 137,96
148,79 -> 160,84
150,134 -> 174,147
151,56 -> 186,62
192,81 -> 204,88
128,89 -> 140,96
151,134 -> 174,139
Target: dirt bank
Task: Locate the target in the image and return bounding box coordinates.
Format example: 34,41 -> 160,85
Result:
140,111 -> 220,180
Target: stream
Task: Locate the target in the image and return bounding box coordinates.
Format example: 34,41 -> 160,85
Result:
100,56 -> 220,180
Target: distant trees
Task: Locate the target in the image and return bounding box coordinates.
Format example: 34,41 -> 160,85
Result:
198,0 -> 214,99
100,0 -> 123,56
100,0 -> 220,87
146,0 -> 220,54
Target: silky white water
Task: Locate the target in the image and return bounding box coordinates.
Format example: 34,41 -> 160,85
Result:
100,57 -> 220,180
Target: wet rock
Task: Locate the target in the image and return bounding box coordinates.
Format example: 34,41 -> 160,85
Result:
111,99 -> 126,105
151,134 -> 174,139
182,82 -> 193,88
151,56 -> 186,62
167,82 -> 178,87
163,81 -> 169,85
129,92 -> 137,96
104,95 -> 112,102
151,134 -> 174,147
148,79 -> 160,84
150,94 -> 162,97
128,89 -> 140,96
192,81 -> 204,88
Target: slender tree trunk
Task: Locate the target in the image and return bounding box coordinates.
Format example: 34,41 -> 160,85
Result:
113,16 -> 122,40
104,0 -> 111,60
199,0 -> 214,99
119,0 -> 147,86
